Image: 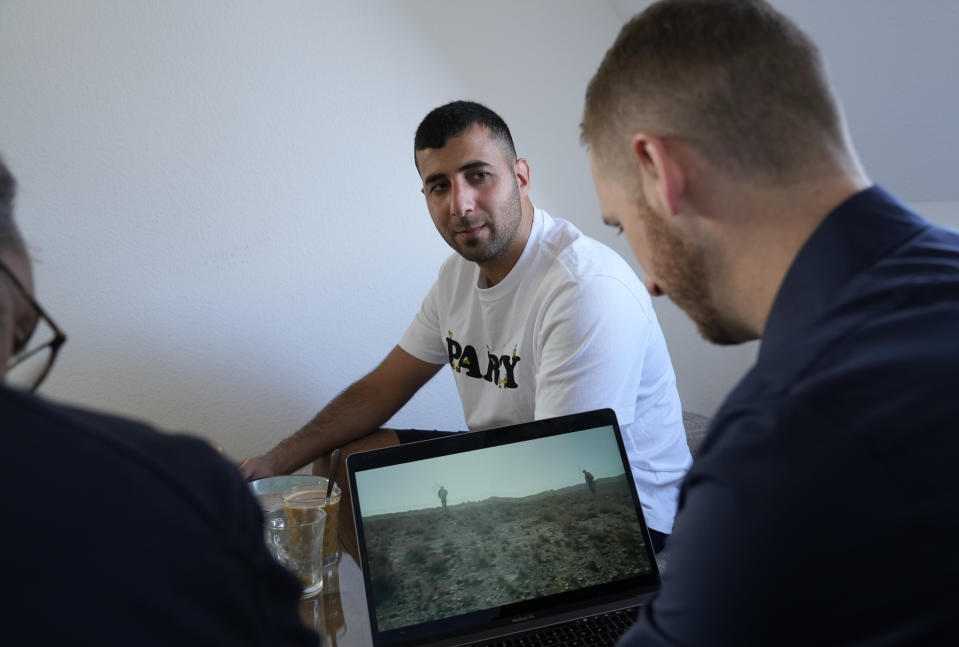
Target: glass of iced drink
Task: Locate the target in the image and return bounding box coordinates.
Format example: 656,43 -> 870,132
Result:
281,480 -> 342,566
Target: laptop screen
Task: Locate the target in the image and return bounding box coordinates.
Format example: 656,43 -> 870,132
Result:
348,409 -> 660,646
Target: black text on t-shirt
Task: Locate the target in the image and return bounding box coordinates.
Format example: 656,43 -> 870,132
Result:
446,332 -> 521,389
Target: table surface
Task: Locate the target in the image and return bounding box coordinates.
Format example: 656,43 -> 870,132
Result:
298,549 -> 373,646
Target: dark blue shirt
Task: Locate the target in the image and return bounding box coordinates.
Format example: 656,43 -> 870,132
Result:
0,386 -> 318,645
620,186 -> 959,645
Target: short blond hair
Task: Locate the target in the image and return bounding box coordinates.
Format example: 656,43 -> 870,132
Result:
582,0 -> 845,182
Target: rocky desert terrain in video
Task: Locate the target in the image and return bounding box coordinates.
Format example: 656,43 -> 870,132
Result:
362,476 -> 651,632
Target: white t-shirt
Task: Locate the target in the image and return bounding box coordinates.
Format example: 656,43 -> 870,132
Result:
399,208 -> 692,533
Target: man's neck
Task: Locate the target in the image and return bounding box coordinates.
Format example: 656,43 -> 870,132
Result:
717,173 -> 871,338
478,197 -> 535,288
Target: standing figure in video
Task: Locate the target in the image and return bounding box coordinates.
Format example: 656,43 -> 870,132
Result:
583,470 -> 596,495
438,485 -> 448,509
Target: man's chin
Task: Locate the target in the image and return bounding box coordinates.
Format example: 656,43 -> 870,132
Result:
692,315 -> 756,346
454,241 -> 492,263
669,296 -> 755,346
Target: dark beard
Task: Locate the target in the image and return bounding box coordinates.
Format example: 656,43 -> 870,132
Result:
452,181 -> 522,263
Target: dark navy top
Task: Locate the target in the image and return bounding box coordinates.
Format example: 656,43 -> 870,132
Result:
0,386 -> 318,645
620,186 -> 959,645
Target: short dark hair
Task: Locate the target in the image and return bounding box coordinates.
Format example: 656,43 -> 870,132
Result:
414,101 -> 517,170
582,0 -> 845,183
0,155 -> 20,252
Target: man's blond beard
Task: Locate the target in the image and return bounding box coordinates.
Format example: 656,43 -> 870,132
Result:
631,183 -> 743,345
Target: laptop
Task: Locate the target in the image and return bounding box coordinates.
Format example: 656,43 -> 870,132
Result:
346,408 -> 660,647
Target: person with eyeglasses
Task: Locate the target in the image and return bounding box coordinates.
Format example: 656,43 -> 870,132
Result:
0,254 -> 65,392
0,155 -> 318,645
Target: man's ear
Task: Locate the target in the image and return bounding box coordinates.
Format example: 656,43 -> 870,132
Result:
514,158 -> 531,197
631,133 -> 684,216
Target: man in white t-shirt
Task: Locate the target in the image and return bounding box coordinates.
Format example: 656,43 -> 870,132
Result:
240,101 -> 691,558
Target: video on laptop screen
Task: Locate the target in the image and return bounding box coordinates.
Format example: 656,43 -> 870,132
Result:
353,423 -> 654,635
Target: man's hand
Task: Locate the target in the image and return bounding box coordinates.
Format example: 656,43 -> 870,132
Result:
235,348 -> 440,483
237,456 -> 278,481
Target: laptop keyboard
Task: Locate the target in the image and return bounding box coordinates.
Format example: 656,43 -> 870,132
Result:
466,606 -> 640,647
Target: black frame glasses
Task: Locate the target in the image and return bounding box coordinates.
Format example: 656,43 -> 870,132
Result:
0,257 -> 66,391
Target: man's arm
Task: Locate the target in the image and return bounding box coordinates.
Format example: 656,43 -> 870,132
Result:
238,345 -> 441,479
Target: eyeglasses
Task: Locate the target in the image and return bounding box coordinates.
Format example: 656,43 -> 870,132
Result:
0,258 -> 66,391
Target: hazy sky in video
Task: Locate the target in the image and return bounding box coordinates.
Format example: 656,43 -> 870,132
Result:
354,425 -> 626,516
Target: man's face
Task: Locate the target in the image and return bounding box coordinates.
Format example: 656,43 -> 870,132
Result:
589,151 -> 738,345
416,125 -> 523,264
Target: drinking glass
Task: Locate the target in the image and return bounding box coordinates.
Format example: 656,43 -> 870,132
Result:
264,508 -> 326,598
282,481 -> 342,566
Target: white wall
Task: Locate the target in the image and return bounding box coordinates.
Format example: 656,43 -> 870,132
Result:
916,202 -> 959,232
0,0 -> 476,462
1,1 -> 954,464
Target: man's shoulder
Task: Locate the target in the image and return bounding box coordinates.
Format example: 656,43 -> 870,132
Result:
0,387 -> 315,645
741,211 -> 959,404
6,387 -> 206,451
538,209 -> 612,254
434,248 -> 475,283
536,210 -> 640,284
4,385 -> 156,441
713,273 -> 959,462
3,387 -> 242,506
